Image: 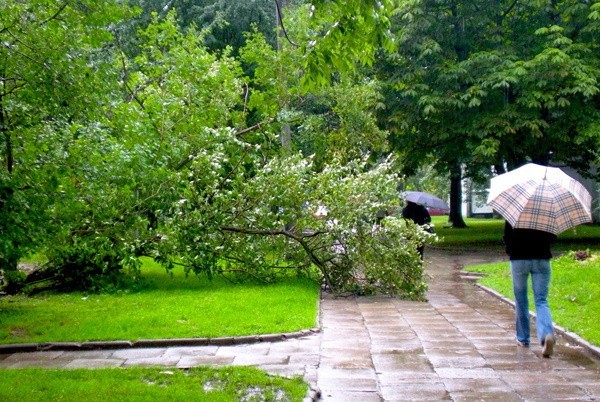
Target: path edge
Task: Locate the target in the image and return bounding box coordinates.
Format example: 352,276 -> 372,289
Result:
474,282 -> 600,359
0,328 -> 322,354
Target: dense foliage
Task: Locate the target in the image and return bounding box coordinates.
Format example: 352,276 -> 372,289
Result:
1,0 -> 134,282
0,1 -> 431,298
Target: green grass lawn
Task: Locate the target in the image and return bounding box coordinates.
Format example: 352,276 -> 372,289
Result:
0,366 -> 308,402
431,216 -> 600,252
0,258 -> 319,345
0,260 -> 316,401
465,252 -> 600,347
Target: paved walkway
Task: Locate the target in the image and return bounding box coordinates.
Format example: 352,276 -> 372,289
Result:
2,248 -> 600,401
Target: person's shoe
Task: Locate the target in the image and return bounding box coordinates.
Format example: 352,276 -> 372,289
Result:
517,341 -> 529,347
542,334 -> 554,358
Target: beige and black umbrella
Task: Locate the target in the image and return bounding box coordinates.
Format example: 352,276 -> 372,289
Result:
487,163 -> 592,235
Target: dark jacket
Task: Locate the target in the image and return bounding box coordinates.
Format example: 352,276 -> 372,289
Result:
402,202 -> 431,226
503,222 -> 557,260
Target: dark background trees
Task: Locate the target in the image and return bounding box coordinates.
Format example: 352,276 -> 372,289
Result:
126,0 -> 282,53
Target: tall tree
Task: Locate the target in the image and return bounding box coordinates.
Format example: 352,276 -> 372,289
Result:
240,25 -> 390,169
376,0 -> 600,227
375,0 -> 501,227
480,3 -> 600,173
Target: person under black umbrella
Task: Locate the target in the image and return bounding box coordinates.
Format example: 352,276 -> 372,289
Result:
402,201 -> 431,259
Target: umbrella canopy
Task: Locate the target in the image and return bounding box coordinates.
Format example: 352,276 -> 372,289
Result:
403,191 -> 449,210
487,163 -> 592,234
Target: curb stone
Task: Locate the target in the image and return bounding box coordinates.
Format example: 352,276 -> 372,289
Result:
303,385 -> 321,402
0,327 -> 321,354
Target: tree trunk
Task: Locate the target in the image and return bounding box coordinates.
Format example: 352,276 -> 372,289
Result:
1,96 -> 13,174
275,0 -> 292,150
449,164 -> 467,228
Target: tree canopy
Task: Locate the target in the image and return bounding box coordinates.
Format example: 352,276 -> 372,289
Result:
374,0 -> 600,226
1,1 -> 430,298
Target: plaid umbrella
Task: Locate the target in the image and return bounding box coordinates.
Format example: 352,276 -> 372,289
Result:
487,163 -> 592,234
402,191 -> 449,210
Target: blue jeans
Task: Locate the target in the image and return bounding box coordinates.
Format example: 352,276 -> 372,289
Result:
510,259 -> 554,345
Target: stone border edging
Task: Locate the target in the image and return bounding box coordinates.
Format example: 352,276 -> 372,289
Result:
473,282 -> 600,359
0,328 -> 321,354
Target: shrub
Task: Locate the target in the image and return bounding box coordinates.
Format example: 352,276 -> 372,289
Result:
572,250 -> 593,261
0,269 -> 26,294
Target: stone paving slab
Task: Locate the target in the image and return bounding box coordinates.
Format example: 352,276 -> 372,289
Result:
176,355 -> 234,368
320,390 -> 382,401
64,359 -> 125,369
121,356 -> 182,367
162,345 -> 220,357
379,382 -> 449,401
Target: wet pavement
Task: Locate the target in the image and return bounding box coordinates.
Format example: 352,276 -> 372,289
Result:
2,247 -> 600,401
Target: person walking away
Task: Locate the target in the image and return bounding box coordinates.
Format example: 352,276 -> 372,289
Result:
402,201 -> 431,259
503,221 -> 557,357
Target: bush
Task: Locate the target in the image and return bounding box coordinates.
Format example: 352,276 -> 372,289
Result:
572,250 -> 593,261
0,269 -> 26,294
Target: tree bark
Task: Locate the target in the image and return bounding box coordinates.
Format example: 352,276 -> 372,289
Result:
275,0 -> 292,150
449,164 -> 467,228
1,96 -> 13,174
